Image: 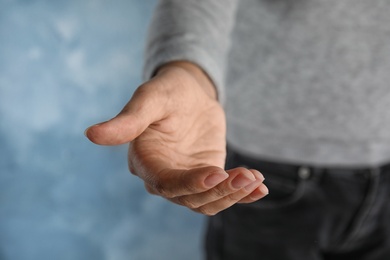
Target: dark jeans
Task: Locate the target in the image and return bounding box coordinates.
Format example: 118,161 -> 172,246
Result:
205,148 -> 390,260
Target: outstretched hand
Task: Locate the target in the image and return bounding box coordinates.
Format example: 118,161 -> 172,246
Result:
85,61 -> 268,215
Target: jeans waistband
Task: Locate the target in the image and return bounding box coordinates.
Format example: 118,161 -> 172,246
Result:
227,147 -> 390,180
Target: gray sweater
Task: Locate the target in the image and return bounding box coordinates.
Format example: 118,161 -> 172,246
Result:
144,0 -> 390,167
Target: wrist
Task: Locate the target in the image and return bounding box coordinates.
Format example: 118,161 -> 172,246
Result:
156,61 -> 218,100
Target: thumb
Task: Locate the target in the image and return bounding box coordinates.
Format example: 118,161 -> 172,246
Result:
84,115 -> 142,145
85,84 -> 167,145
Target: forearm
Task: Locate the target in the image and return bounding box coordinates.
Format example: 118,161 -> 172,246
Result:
143,0 -> 239,103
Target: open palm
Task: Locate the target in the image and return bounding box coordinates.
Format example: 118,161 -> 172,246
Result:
85,62 -> 268,215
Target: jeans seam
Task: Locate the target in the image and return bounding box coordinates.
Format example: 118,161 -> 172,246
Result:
338,168 -> 381,250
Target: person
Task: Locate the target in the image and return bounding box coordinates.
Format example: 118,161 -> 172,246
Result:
85,0 -> 390,259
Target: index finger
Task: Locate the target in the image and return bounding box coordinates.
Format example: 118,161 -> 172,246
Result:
141,166 -> 229,199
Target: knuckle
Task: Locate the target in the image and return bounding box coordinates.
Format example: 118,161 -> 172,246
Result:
154,182 -> 174,198
213,185 -> 232,198
212,186 -> 229,198
182,180 -> 199,194
225,192 -> 242,202
144,183 -> 157,195
176,196 -> 198,209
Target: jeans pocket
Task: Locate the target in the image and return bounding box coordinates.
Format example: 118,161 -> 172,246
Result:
226,146 -> 311,209
245,167 -> 309,209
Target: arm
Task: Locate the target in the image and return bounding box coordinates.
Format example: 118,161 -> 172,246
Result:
85,1 -> 268,215
144,0 -> 240,103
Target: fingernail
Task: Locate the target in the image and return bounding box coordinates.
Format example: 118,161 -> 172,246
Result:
249,185 -> 269,200
259,184 -> 269,195
252,170 -> 265,181
204,173 -> 228,188
231,174 -> 255,189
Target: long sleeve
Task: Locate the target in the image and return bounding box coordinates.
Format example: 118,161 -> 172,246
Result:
143,0 -> 239,102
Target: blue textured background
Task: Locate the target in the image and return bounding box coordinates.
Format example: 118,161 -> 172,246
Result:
0,0 -> 204,259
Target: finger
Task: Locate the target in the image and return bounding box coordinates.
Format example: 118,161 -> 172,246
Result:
84,115 -> 142,146
192,171 -> 268,216
237,183 -> 269,204
143,166 -> 229,198
84,82 -> 168,145
170,168 -> 262,209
